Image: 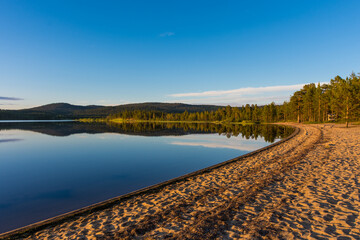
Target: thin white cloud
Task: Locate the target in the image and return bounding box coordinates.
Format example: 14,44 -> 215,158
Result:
0,96 -> 23,100
167,83 -> 327,106
159,32 -> 175,37
169,84 -> 305,98
168,96 -> 291,106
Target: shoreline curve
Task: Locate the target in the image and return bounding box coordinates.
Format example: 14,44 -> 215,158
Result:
0,124 -> 299,239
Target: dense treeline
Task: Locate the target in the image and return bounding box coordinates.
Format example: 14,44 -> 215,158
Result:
105,103 -> 277,123
260,72 -> 360,126
106,104 -> 261,123
286,73 -> 360,127
106,73 -> 360,127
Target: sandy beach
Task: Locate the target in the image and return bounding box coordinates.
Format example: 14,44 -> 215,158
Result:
2,123 -> 360,239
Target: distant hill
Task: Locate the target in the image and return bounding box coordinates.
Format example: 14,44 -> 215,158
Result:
29,103 -> 102,113
0,102 -> 222,120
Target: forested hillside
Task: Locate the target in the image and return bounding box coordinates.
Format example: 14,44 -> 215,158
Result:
0,102 -> 221,120
105,73 -> 360,127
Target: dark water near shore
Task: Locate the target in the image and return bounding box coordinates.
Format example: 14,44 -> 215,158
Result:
0,122 -> 293,233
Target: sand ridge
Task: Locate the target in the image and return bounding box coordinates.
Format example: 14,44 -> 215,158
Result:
2,123 -> 360,239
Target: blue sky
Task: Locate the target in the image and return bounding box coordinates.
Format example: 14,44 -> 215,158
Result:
1,0 -> 359,109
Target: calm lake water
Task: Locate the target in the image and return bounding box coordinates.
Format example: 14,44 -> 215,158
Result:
0,121 -> 293,233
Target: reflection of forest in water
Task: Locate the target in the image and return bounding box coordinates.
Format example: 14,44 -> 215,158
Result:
0,121 -> 294,143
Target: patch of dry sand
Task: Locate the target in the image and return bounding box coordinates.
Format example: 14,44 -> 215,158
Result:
2,123 -> 360,239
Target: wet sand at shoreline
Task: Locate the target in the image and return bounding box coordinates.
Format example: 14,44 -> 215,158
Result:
2,123 -> 360,239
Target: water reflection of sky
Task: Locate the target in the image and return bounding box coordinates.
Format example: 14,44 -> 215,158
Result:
166,134 -> 278,152
0,128 -> 280,234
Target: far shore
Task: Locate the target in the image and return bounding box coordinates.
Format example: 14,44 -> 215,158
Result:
78,117 -> 360,126
78,117 -> 257,125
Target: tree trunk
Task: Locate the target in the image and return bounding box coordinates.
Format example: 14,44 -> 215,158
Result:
346,97 -> 349,128
318,98 -> 321,122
